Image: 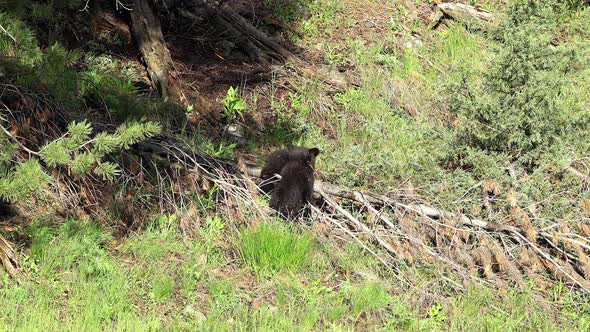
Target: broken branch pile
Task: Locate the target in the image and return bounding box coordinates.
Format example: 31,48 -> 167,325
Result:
2,124 -> 590,295
136,139 -> 590,294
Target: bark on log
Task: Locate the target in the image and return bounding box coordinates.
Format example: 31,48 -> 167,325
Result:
188,1 -> 295,64
130,0 -> 184,102
0,234 -> 18,279
179,8 -> 267,63
432,3 -> 493,28
438,3 -> 493,22
215,2 -> 296,61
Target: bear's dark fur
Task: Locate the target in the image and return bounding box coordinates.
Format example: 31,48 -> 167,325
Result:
260,145 -> 316,194
269,147 -> 320,219
0,199 -> 14,219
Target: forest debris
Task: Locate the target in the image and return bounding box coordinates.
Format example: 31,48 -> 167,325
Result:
0,234 -> 18,279
184,1 -> 295,64
319,189 -> 398,258
431,3 -> 493,29
182,2 -> 355,91
131,138 -> 590,293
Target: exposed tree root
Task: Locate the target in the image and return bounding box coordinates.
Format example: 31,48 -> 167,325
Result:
179,1 -> 356,92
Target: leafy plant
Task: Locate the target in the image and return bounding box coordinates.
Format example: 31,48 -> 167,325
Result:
40,120 -> 160,181
204,216 -> 224,242
449,0 -> 585,166
222,86 -> 247,121
427,304 -> 446,326
199,215 -> 225,255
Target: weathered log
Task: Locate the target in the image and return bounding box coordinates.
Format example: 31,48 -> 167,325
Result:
431,3 -> 493,29
179,8 -> 268,64
188,0 -> 294,64
429,7 -> 445,28
130,0 -> 184,102
215,2 -> 296,61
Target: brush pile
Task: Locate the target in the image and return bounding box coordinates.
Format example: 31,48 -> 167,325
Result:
2,100 -> 590,295
2,83 -> 590,295
133,140 -> 590,295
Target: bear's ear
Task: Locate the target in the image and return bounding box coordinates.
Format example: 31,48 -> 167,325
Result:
309,148 -> 320,156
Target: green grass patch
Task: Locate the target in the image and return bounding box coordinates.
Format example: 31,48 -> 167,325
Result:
308,86 -> 445,188
239,222 -> 313,274
150,275 -> 175,303
446,286 -> 590,331
2,220 -> 590,330
348,281 -> 392,315
0,220 -> 161,330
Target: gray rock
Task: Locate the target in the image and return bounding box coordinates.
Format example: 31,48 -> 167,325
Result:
182,304 -> 206,323
223,123 -> 247,146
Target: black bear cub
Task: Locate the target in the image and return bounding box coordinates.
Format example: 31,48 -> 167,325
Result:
260,145 -> 314,194
0,199 -> 14,219
268,147 -> 320,219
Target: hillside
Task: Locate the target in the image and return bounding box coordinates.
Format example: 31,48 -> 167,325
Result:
1,0 -> 590,330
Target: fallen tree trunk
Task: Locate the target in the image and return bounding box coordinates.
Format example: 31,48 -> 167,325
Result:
184,0 -> 295,64
214,2 -> 296,61
438,3 -> 493,23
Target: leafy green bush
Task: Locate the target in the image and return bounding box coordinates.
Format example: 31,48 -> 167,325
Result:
450,0 -> 586,166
